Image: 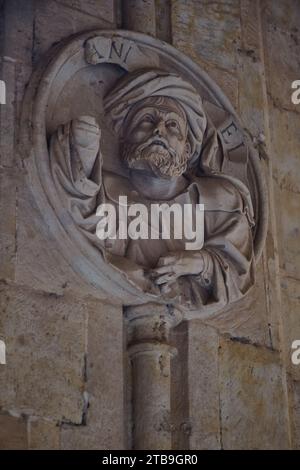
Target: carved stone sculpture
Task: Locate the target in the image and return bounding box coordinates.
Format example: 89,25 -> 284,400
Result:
21,31 -> 267,316
49,68 -> 255,315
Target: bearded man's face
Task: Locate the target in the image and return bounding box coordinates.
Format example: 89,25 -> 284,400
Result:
122,96 -> 191,178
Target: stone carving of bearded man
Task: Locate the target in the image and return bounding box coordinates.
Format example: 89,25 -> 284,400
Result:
49,69 -> 255,315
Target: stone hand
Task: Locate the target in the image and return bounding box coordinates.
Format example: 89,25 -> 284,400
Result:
72,115 -> 101,149
150,251 -> 204,286
71,116 -> 101,177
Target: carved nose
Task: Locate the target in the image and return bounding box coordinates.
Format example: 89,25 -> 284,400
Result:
154,121 -> 165,137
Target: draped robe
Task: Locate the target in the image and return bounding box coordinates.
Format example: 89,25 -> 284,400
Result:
49,119 -> 255,315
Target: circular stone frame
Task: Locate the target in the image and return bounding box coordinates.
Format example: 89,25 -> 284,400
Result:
20,29 -> 268,311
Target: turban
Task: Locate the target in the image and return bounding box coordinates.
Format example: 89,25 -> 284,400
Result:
104,69 -> 207,160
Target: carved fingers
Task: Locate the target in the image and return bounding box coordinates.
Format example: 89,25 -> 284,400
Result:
72,115 -> 101,150
75,115 -> 100,131
160,280 -> 180,301
71,116 -> 102,177
150,251 -> 204,286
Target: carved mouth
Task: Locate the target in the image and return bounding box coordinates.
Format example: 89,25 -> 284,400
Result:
150,140 -> 168,149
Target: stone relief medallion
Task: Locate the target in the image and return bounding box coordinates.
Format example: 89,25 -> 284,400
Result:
21,30 -> 268,318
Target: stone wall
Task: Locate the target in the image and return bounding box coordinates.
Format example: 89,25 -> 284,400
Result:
0,0 -> 299,449
0,0 -> 125,450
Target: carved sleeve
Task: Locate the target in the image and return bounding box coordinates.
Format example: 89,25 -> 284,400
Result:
49,116 -> 103,243
177,183 -> 255,314
192,204 -> 255,311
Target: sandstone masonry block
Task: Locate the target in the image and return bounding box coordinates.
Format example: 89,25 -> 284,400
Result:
55,0 -> 116,24
0,413 -> 28,450
29,418 -> 60,450
0,170 -> 17,281
280,277 -> 300,381
171,0 -> 241,108
0,283 -> 87,423
61,301 -> 124,449
187,322 -> 220,450
204,260 -> 273,349
290,380 -> 300,449
219,337 -> 290,449
33,1 -> 115,63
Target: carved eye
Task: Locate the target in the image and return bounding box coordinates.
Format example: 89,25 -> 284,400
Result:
166,120 -> 179,130
141,115 -> 155,124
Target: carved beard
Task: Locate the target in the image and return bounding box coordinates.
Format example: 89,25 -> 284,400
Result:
122,139 -> 190,178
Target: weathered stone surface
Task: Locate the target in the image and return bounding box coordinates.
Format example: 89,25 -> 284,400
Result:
0,170 -> 17,281
171,321 -> 220,449
240,0 -> 261,51
262,1 -> 300,281
84,301 -> 124,448
187,322 -> 220,450
280,277 -> 300,381
0,59 -> 16,168
14,62 -> 34,147
125,305 -> 182,450
0,413 -> 28,450
262,231 -> 281,351
155,0 -> 171,43
171,0 -> 241,108
260,3 -> 300,446
238,0 -> 266,138
33,1 -> 115,63
123,0 -> 156,36
270,108 -> 300,199
262,0 -> 300,115
0,0 -> 299,451
0,283 -> 87,423
238,56 -> 265,137
263,0 -> 300,32
272,169 -> 300,282
15,175 -> 109,300
171,321 -> 189,450
173,0 -> 241,71
61,301 -> 124,449
29,418 -> 60,450
204,259 -> 273,349
290,380 -> 300,449
275,184 -> 300,279
219,337 -> 290,449
0,0 -> 34,63
0,1 -> 34,179
14,175 -> 77,295
0,62 -> 33,173
55,0 -> 116,24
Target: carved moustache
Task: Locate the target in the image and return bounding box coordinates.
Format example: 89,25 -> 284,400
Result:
135,136 -> 176,157
123,137 -> 189,177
